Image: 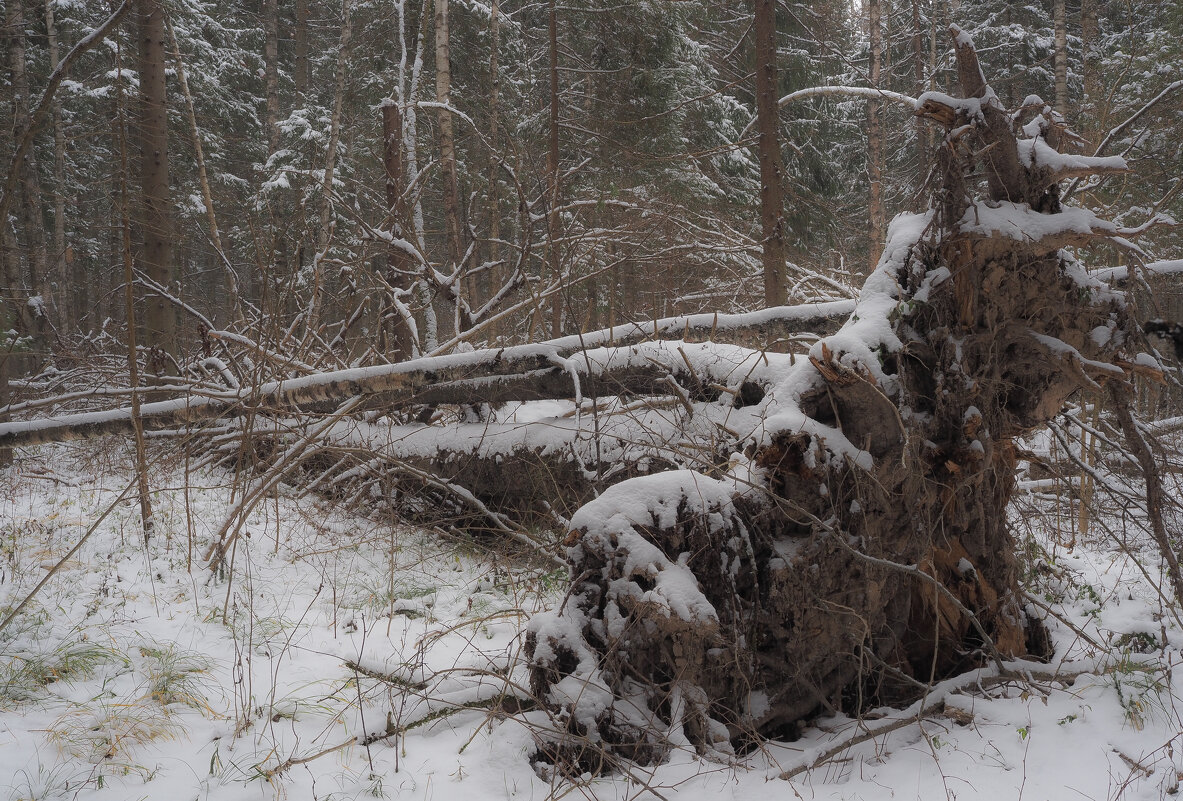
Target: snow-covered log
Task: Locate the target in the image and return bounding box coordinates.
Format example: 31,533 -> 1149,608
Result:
0,303 -> 850,450
525,27 -> 1174,765
191,342 -> 795,530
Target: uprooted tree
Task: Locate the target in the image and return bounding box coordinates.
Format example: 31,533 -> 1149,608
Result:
524,28 -> 1181,764
0,22 -> 1179,771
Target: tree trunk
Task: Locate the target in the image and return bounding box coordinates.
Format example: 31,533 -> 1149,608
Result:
753,0 -> 786,307
166,16 -> 241,324
307,0 -> 353,339
0,350 -> 9,467
866,0 -> 885,270
486,0 -> 501,327
45,0 -> 70,334
382,99 -> 415,360
546,0 -> 563,335
294,0 -> 310,100
263,0 -> 281,156
317,0 -> 353,251
911,0 -> 928,183
1080,0 -> 1099,132
434,0 -> 465,290
405,0 -> 438,351
135,0 -> 176,361
0,301 -> 853,448
6,0 -> 52,352
115,60 -> 154,540
527,27 -> 1146,761
1054,0 -> 1068,117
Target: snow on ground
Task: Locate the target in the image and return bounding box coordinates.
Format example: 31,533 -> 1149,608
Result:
0,443 -> 1180,801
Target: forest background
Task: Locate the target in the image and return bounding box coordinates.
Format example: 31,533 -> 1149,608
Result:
2,0 -> 1180,370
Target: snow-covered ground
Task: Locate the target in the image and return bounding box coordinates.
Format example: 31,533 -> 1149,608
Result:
0,444 -> 1180,801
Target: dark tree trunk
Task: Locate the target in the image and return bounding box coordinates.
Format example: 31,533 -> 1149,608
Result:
264,0 -> 281,156
135,0 -> 176,360
294,0 -> 310,100
1054,0 -> 1067,117
382,100 -> 415,360
546,0 -> 563,334
753,0 -> 786,307
45,0 -> 70,333
867,0 -> 885,270
526,28 -> 1147,762
6,0 -> 52,352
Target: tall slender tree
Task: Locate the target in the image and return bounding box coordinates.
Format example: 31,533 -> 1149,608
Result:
754,0 -> 787,306
5,0 -> 52,349
136,0 -> 176,361
866,0 -> 885,270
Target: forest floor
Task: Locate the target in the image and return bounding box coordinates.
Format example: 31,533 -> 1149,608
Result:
0,442 -> 1181,801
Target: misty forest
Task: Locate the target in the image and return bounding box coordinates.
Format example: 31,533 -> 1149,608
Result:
2,0 -> 1183,798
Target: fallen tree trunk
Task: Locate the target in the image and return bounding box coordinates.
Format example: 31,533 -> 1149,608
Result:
0,304 -> 847,449
525,28 -> 1172,765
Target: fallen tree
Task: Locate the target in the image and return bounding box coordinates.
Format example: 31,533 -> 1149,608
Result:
0,302 -> 850,449
523,28 -> 1181,766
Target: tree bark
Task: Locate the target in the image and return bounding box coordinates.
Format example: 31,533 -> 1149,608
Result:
45,0 -> 70,333
1054,0 -> 1068,117
6,0 -> 52,351
1080,0 -> 1099,132
263,0 -> 281,156
317,0 -> 353,252
135,0 -> 176,360
866,0 -> 885,270
294,0 -> 310,100
0,352 -> 9,467
434,0 -> 465,283
486,0 -> 501,324
306,0 -> 353,340
911,0 -> 928,183
753,0 -> 786,307
115,56 -> 155,540
382,99 -> 415,360
405,0 -> 439,350
546,0 -> 563,335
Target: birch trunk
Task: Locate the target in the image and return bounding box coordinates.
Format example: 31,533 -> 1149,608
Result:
404,0 -> 438,350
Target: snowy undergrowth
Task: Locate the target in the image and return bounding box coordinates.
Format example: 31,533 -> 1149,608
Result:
1,443 -> 1181,801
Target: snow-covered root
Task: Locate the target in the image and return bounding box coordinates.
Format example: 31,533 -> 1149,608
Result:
526,471 -> 758,768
